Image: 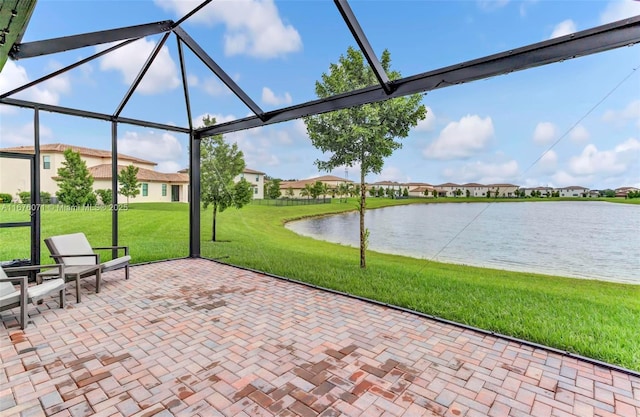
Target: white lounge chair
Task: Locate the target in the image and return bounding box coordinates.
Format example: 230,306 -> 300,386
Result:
44,233 -> 130,302
0,264 -> 66,329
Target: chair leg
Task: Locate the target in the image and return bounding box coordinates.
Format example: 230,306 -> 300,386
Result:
96,269 -> 101,293
125,264 -> 129,280
76,275 -> 81,303
59,287 -> 65,308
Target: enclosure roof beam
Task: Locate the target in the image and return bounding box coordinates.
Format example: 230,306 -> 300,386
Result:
173,26 -> 266,121
0,97 -> 191,134
195,15 -> 640,138
10,20 -> 174,60
334,0 -> 393,94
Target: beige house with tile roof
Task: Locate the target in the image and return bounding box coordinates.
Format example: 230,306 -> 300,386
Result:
0,143 -> 189,203
280,175 -> 352,198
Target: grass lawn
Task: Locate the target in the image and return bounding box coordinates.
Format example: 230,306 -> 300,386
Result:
1,198 -> 639,371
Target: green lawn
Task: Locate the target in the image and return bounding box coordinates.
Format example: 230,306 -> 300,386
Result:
1,199 -> 639,371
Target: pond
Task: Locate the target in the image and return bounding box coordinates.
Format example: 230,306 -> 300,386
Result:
285,201 -> 640,284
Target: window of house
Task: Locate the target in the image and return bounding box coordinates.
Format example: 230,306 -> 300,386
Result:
254,187 -> 258,194
43,155 -> 51,169
162,184 -> 167,196
256,176 -> 259,182
142,183 -> 148,197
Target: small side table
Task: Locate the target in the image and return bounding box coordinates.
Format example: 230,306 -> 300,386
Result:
37,265 -> 101,303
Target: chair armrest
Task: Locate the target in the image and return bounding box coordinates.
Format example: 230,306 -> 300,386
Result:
3,264 -> 65,276
50,253 -> 100,263
93,246 -> 129,256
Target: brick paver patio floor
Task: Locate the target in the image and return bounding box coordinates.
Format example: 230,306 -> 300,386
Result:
1,258 -> 638,417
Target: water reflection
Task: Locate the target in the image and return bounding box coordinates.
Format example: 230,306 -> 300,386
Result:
286,201 -> 640,284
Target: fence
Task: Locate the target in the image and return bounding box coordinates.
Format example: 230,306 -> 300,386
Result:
251,198 -> 332,206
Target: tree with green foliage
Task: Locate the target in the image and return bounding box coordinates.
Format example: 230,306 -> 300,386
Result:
266,178 -> 282,199
55,148 -> 95,206
304,46 -> 425,267
377,187 -> 385,198
285,187 -> 294,198
311,181 -> 325,199
118,164 -> 140,204
200,115 -> 251,242
301,183 -> 313,200
465,189 -> 471,198
403,187 -> 409,197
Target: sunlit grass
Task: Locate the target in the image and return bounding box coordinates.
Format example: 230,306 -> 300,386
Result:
1,198 -> 638,371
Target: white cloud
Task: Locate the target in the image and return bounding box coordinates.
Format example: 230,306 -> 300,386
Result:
536,150 -> 558,174
154,0 -> 302,59
0,122 -> 53,147
262,87 -> 292,106
602,99 -> 640,127
98,38 -> 180,94
446,160 -> 519,184
532,122 -> 557,145
549,19 -> 576,39
0,61 -> 71,112
193,113 -> 237,130
423,115 -> 494,160
187,74 -> 199,87
519,0 -> 539,17
414,106 -> 436,132
375,166 -> 408,183
569,124 -> 590,143
600,0 -> 640,24
568,139 -> 639,176
202,77 -> 228,97
118,131 -> 184,171
478,0 -> 510,11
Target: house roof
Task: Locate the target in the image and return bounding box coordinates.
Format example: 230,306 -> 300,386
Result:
88,164 -> 188,183
462,183 -> 484,187
1,143 -> 157,166
558,185 -> 587,190
487,183 -> 519,187
243,168 -> 265,175
410,186 -> 435,192
435,183 -> 460,187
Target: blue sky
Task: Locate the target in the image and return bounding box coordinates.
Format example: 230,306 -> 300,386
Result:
1,0 -> 639,189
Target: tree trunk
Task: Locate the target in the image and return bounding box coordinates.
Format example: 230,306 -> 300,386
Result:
212,203 -> 217,241
359,168 -> 366,269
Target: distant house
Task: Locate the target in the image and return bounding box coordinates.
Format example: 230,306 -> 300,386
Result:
557,186 -> 588,197
615,187 -> 640,197
280,175 -> 352,198
434,183 -> 461,197
235,168 -> 265,199
408,185 -> 435,198
0,143 -> 188,203
522,186 -> 554,197
461,183 -> 488,197
487,183 -> 519,198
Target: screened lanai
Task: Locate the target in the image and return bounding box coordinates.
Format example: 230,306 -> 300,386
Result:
1,0 -> 639,262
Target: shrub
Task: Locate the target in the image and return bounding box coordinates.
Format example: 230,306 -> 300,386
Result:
18,191 -> 30,204
40,192 -> 51,204
0,193 -> 12,203
17,191 -> 52,204
95,189 -> 112,205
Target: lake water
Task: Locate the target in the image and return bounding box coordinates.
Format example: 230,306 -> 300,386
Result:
286,201 -> 640,284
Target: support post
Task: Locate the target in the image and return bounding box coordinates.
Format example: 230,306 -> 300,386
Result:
189,132 -> 200,258
32,108 -> 41,266
111,121 -> 119,259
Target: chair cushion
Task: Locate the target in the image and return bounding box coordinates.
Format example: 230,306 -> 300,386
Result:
49,233 -> 96,266
0,287 -> 19,307
0,267 -> 17,299
102,256 -> 131,271
28,278 -> 65,302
